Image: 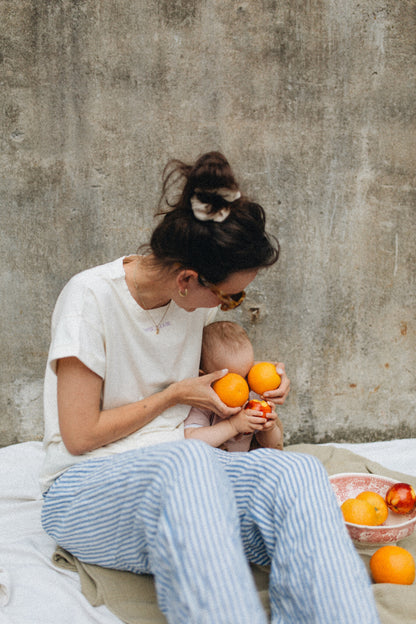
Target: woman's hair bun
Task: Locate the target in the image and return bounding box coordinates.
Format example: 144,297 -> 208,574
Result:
148,151 -> 280,284
159,151 -> 240,218
189,152 -> 239,194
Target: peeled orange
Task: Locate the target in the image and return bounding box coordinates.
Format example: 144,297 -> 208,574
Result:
212,373 -> 249,407
247,362 -> 281,395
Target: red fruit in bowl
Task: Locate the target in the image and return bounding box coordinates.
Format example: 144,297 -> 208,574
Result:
385,483 -> 416,514
246,399 -> 272,418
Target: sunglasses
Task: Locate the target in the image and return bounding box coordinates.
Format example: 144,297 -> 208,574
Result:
198,276 -> 246,311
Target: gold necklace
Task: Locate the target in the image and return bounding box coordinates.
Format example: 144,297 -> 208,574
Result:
133,260 -> 171,335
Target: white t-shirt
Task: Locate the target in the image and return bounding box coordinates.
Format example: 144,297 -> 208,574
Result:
39,257 -> 217,493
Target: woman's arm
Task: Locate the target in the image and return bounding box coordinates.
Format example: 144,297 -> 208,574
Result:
57,357 -> 240,455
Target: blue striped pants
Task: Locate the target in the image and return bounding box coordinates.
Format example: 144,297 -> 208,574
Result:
42,440 -> 380,623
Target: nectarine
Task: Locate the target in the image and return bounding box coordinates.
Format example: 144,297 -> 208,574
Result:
385,483 -> 416,514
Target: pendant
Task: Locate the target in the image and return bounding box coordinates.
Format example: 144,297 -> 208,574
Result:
156,327 -> 159,335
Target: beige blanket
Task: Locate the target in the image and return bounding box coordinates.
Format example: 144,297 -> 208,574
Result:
52,444 -> 416,624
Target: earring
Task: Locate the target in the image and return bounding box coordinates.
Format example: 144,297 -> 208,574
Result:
179,288 -> 188,297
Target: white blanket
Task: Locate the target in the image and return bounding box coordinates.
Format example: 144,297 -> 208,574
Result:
1,439 -> 416,623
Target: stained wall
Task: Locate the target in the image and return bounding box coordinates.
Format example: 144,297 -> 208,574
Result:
1,0 -> 415,445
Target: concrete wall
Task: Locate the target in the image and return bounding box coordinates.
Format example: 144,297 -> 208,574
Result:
1,0 -> 415,446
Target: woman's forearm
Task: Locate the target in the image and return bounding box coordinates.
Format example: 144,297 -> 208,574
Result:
57,357 -> 180,455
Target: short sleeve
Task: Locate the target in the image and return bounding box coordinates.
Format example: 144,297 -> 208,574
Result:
48,276 -> 106,378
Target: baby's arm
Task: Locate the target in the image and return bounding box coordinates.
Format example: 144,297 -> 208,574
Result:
185,407 -> 266,448
184,406 -> 235,448
254,409 -> 284,450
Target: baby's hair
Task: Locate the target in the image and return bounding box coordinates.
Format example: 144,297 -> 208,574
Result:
201,321 -> 251,372
141,152 -> 280,284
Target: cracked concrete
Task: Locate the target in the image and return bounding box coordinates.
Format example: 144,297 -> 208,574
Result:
0,0 -> 415,446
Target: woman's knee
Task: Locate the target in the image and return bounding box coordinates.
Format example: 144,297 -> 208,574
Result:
147,442 -> 234,517
250,448 -> 328,490
149,439 -> 221,483
166,439 -> 216,464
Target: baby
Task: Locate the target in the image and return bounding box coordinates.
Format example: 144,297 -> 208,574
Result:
184,321 -> 283,451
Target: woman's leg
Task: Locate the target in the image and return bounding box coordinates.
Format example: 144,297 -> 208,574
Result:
218,448 -> 380,624
42,440 -> 267,624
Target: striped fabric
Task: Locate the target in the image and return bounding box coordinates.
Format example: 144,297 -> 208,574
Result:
42,440 -> 380,623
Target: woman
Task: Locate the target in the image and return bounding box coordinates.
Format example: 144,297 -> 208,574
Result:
40,152 -> 379,623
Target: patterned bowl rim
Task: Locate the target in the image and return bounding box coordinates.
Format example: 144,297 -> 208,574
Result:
329,472 -> 416,530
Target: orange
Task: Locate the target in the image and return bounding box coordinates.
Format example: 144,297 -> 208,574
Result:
247,362 -> 281,395
340,498 -> 378,526
370,545 -> 415,584
356,491 -> 389,526
212,373 -> 249,407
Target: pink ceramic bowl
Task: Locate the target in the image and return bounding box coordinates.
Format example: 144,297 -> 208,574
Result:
330,472 -> 416,545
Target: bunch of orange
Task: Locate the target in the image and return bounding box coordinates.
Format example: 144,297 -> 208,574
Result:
370,545 -> 415,585
341,490 -> 388,526
213,362 -> 281,407
339,486 -> 415,585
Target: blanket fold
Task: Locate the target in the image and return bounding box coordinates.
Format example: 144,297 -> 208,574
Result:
52,444 -> 416,624
0,566 -> 10,607
52,547 -> 167,624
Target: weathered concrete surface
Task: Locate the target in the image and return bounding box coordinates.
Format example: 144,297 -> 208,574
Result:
1,0 -> 415,446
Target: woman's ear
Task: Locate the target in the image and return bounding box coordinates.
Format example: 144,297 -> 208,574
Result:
176,269 -> 199,292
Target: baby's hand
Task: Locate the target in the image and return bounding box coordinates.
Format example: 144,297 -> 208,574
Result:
229,407 -> 267,435
254,408 -> 284,450
260,409 -> 279,431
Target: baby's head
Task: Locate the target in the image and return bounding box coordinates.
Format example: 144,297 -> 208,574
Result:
201,321 -> 254,379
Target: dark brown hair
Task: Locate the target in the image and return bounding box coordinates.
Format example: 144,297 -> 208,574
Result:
147,152 -> 279,284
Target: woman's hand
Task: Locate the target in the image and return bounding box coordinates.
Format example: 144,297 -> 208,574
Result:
172,369 -> 240,418
261,362 -> 290,405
